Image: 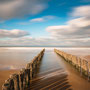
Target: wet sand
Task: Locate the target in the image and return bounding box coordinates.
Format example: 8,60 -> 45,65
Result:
0,70 -> 19,89
57,55 -> 90,90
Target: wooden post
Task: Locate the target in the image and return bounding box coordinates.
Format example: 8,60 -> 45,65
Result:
19,70 -> 24,90
21,68 -> 27,89
5,78 -> 14,90
86,61 -> 90,80
26,63 -> 33,80
2,81 -> 10,90
26,63 -> 31,81
76,57 -> 78,69
30,63 -> 33,79
79,58 -> 82,75
10,74 -> 20,90
25,68 -> 30,86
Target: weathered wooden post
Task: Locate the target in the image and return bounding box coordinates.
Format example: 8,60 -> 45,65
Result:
19,69 -> 24,90
86,61 -> 90,80
26,62 -> 33,80
25,66 -> 30,87
37,54 -> 41,64
2,80 -> 10,90
10,74 -> 20,90
76,57 -> 79,69
2,78 -> 14,90
32,60 -> 36,77
26,68 -> 30,86
30,63 -> 33,79
21,68 -> 27,89
36,56 -> 39,67
79,58 -> 82,75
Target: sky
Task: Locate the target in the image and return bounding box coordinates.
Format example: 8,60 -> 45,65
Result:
0,0 -> 90,47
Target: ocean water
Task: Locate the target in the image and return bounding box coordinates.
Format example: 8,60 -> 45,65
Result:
0,47 -> 43,70
58,48 -> 90,56
0,47 -> 90,70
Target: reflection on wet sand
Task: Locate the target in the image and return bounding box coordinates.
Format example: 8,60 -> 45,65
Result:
29,69 -> 71,90
27,49 -> 72,90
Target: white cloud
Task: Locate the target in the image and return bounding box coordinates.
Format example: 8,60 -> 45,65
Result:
0,36 -> 72,46
30,16 -> 56,22
30,18 -> 44,22
68,17 -> 90,27
71,5 -> 90,17
46,5 -> 90,40
0,29 -> 29,38
45,5 -> 90,46
0,36 -> 90,47
0,0 -> 48,19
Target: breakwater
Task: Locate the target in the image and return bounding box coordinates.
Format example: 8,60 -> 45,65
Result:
54,49 -> 90,80
2,49 -> 45,90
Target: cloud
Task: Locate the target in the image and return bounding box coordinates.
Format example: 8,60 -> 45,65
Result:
0,36 -> 90,47
30,18 -> 44,22
0,36 -> 73,46
47,17 -> 90,39
45,5 -> 90,46
0,0 -> 48,19
46,5 -> 90,40
0,29 -> 29,38
0,5 -> 90,47
71,5 -> 90,17
30,16 -> 56,22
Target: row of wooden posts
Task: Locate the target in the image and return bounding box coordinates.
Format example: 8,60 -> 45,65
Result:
54,49 -> 90,80
2,49 -> 45,90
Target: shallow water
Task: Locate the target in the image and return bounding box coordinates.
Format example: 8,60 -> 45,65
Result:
0,47 -> 90,70
0,47 -> 42,70
57,48 -> 90,56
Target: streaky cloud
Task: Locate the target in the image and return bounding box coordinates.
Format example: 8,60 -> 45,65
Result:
0,29 -> 30,38
0,0 -> 48,19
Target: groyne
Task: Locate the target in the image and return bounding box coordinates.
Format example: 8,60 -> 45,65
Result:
2,49 -> 45,90
54,49 -> 90,80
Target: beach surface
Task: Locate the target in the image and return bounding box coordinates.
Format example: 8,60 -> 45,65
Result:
0,47 -> 90,89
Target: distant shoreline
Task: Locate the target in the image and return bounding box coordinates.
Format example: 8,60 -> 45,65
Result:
0,46 -> 90,48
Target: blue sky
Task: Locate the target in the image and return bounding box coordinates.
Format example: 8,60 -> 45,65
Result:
0,0 -> 90,46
